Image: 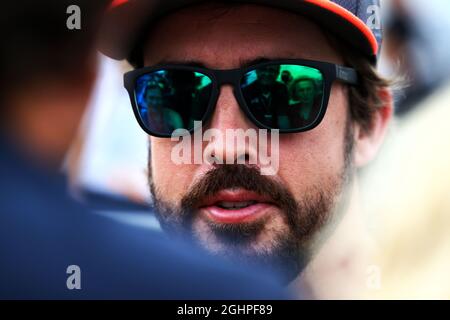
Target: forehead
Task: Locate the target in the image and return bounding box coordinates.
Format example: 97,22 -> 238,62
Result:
143,3 -> 343,68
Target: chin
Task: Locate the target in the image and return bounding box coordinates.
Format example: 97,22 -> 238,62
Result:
190,214 -> 306,283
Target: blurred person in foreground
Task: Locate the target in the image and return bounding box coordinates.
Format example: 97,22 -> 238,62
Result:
361,82 -> 450,299
100,0 -> 393,298
0,0 -> 286,299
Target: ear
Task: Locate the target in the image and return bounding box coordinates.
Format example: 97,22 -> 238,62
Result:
353,88 -> 394,168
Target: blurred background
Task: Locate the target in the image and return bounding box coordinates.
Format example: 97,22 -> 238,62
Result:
66,57 -> 158,229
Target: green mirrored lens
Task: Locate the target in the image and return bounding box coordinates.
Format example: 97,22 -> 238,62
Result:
241,64 -> 324,130
135,70 -> 212,135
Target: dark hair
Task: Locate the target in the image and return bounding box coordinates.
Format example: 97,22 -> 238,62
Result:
322,29 -> 391,134
1,0 -> 108,95
347,52 -> 391,135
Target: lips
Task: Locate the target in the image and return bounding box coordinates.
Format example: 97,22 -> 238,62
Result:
198,189 -> 276,224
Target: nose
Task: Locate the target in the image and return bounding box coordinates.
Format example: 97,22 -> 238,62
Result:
203,85 -> 259,166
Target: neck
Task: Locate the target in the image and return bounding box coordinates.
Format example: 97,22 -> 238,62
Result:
290,179 -> 377,299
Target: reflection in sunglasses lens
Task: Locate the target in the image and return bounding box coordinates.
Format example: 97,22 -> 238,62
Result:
135,70 -> 213,135
241,64 -> 324,130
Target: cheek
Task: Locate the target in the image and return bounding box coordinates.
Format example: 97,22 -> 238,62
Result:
150,138 -> 196,203
277,86 -> 349,195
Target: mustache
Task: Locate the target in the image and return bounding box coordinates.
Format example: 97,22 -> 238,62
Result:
180,164 -> 300,231
150,164 -> 344,282
182,165 -> 289,206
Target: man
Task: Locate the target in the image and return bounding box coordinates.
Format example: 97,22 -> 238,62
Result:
0,0 -> 286,299
288,77 -> 320,128
141,82 -> 184,133
241,64 -> 289,128
281,70 -> 294,87
100,0 -> 393,297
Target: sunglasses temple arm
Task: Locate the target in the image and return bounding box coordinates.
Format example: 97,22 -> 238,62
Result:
336,65 -> 359,85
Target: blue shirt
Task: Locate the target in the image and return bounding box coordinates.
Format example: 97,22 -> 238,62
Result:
0,138 -> 287,299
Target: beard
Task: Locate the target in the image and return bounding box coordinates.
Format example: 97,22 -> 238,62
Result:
148,121 -> 355,283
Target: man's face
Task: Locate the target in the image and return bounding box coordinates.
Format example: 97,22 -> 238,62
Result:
297,80 -> 315,104
144,4 -> 354,281
255,65 -> 280,87
145,87 -> 163,109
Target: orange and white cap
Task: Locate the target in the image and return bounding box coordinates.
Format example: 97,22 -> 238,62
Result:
99,0 -> 383,64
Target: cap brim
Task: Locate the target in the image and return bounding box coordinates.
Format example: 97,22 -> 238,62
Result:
99,0 -> 378,63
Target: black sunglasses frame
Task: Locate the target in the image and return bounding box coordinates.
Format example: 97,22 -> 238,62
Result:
124,59 -> 358,138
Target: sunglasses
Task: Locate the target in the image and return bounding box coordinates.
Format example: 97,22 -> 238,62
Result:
124,59 -> 358,137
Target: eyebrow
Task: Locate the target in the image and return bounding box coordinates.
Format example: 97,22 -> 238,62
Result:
153,57 -> 278,69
